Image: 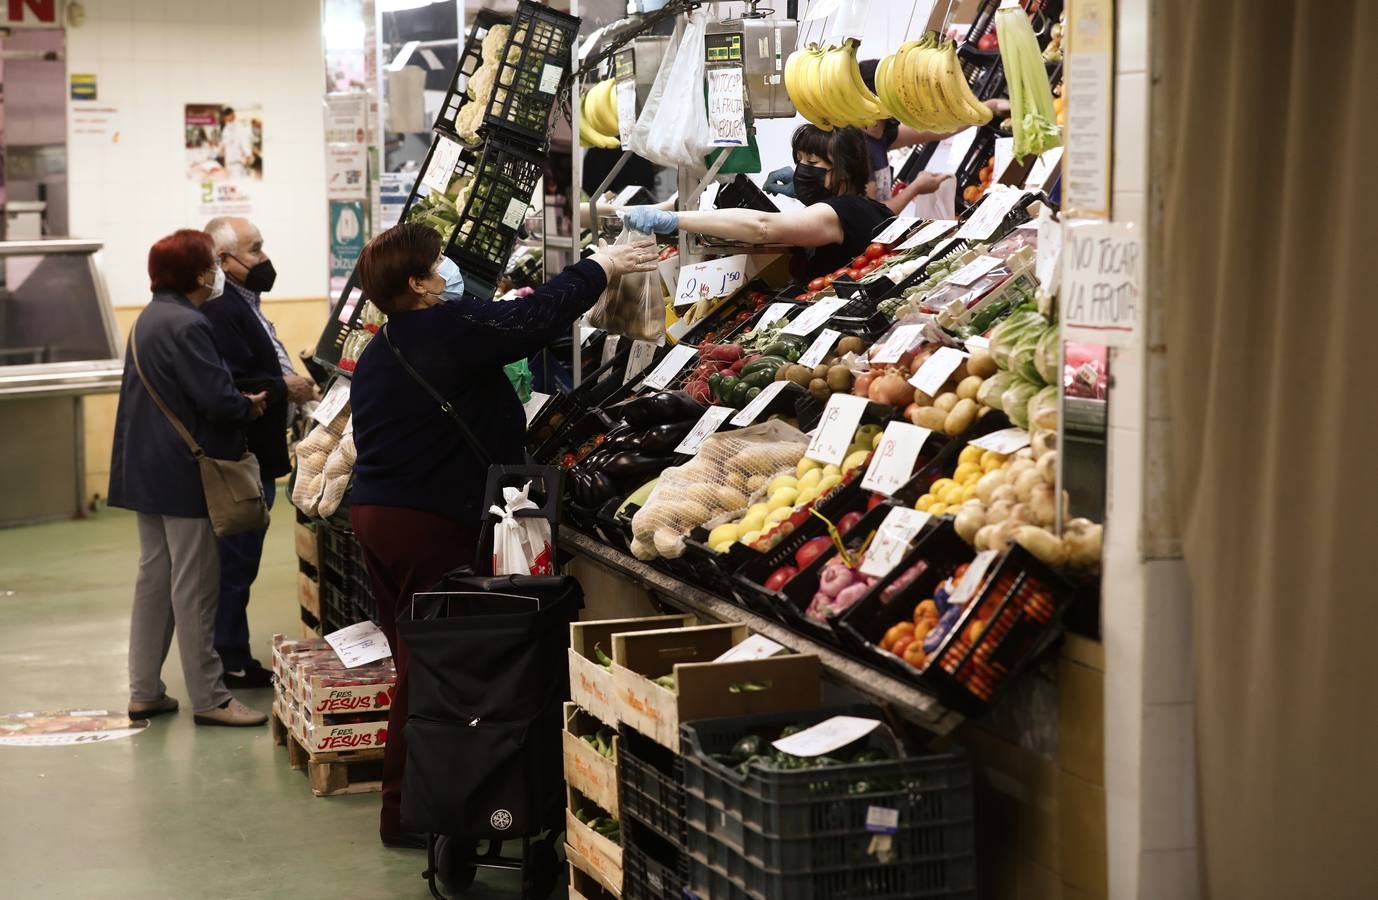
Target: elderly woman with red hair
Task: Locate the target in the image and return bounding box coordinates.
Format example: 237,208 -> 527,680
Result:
109,229 -> 270,728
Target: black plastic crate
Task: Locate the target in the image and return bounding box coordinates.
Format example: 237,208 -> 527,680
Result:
624,816 -> 690,900
434,8 -> 511,138
680,706 -> 977,900
482,2 -> 580,145
318,524 -> 357,588
447,135 -> 545,284
318,577 -> 355,635
618,725 -> 687,849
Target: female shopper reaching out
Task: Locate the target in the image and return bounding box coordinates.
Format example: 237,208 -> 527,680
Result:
347,223 -> 658,848
623,124 -> 892,285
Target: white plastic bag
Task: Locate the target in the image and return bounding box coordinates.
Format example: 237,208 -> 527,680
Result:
630,15 -> 682,165
587,227 -> 665,341
913,177 -> 957,221
490,481 -> 554,576
646,8 -> 710,174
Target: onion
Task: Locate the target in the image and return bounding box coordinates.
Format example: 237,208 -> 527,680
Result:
1037,450 -> 1058,485
869,372 -> 916,407
954,507 -> 985,544
1014,525 -> 1067,567
818,559 -> 858,597
976,470 -> 1007,504
1014,468 -> 1044,503
852,371 -> 877,397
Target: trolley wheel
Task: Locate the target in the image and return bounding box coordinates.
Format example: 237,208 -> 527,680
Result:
434,835 -> 478,893
522,837 -> 561,899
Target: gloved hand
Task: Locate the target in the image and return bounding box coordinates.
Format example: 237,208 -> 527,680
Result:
764,166 -> 796,198
622,206 -> 678,235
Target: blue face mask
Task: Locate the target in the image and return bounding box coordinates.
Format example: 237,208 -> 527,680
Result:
437,256 -> 465,300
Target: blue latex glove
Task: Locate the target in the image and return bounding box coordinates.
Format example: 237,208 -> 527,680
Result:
623,206 -> 678,235
764,166 -> 796,198
437,255 -> 466,299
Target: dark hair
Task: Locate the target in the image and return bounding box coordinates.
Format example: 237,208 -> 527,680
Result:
858,59 -> 879,94
791,124 -> 871,198
357,223 -> 441,314
148,229 -> 215,295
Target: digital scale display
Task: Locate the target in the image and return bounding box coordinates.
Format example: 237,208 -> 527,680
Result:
705,32 -> 743,63
614,49 -> 635,80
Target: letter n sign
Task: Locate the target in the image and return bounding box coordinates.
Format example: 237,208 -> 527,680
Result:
7,0 -> 58,26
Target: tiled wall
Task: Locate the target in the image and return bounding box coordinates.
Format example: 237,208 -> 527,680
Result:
82,297 -> 330,503
63,0 -> 328,308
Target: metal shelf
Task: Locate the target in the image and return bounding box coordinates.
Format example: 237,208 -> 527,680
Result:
561,529 -> 965,735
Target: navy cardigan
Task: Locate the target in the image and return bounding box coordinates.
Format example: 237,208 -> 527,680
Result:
108,292 -> 254,518
350,258 -> 609,526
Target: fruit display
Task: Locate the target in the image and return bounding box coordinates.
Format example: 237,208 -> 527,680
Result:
579,77 -> 622,149
996,3 -> 1061,159
404,172 -> 474,245
874,37 -> 994,134
962,156 -> 997,206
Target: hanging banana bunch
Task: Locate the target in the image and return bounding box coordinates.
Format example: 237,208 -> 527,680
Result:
874,36 -> 993,134
578,77 -> 621,149
784,39 -> 886,131
995,6 -> 1060,158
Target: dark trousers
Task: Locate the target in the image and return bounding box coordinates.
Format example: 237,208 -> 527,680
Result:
350,503 -> 476,835
213,478 -> 276,672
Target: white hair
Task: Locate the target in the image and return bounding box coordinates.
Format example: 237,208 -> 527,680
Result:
204,217 -> 239,255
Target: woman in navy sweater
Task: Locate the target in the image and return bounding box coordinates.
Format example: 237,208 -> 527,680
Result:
349,222 -> 657,847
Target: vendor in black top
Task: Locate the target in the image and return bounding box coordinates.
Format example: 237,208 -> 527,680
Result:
622,124 -> 891,284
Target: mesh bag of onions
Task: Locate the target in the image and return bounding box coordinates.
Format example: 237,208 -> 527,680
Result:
629,420 -> 810,560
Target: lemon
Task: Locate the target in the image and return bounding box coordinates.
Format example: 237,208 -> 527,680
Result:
796,457 -> 822,478
739,511 -> 767,534
740,530 -> 762,545
953,463 -> 981,485
940,484 -> 964,506
768,475 -> 798,494
916,493 -> 935,512
929,502 -> 949,517
767,488 -> 799,511
959,445 -> 984,466
930,478 -> 956,496
961,483 -> 978,502
708,523 -> 741,546
980,450 -> 1006,472
767,506 -> 794,524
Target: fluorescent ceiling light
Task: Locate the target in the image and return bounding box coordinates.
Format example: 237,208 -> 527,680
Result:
377,0 -> 446,12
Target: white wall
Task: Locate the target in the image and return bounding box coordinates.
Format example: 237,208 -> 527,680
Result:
64,0 -> 328,306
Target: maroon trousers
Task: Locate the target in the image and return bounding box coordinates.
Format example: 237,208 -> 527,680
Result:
350,503 -> 477,835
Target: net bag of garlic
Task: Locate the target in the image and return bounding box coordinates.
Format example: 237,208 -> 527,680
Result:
629,420 -> 810,560
291,407 -> 350,517
315,433 -> 357,519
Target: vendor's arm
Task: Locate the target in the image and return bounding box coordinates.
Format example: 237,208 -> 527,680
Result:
891,100 -> 1011,150
886,172 -> 953,214
666,204 -> 844,249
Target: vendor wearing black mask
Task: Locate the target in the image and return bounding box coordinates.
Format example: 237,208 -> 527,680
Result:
622,125 -> 891,284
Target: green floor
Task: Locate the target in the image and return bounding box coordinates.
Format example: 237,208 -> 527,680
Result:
0,506 -> 530,899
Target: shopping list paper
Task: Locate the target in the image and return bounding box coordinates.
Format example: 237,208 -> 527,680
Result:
861,422 -> 933,497
805,394 -> 869,464
325,621 -> 393,668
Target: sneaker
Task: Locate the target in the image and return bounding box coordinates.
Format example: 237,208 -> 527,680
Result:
128,695 -> 179,720
193,698 -> 268,727
224,665 -> 275,690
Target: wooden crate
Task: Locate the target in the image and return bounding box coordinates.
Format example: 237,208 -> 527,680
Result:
563,702 -> 619,818
568,844 -> 622,899
612,625 -> 824,751
569,615 -> 696,727
297,571 -> 321,619
272,704 -> 385,797
566,787 -> 623,894
294,519 -> 319,567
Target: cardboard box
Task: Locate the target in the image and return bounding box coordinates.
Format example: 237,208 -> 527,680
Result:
612,624 -> 824,751
566,787 -> 622,893
563,702 -> 619,818
295,718 -> 389,756
567,843 -> 622,899
570,615 -> 696,727
300,674 -> 396,723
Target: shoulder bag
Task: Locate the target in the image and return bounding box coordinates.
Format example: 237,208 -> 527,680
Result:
130,318 -> 270,537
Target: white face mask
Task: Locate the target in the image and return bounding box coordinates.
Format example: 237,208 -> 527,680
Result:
203,265 -> 225,300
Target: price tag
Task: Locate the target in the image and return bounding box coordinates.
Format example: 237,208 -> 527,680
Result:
600,334 -> 622,366
782,295 -> 849,337
674,255 -> 750,308
421,135 -> 463,193
1036,212 -> 1062,294
772,715 -> 882,757
945,254 -> 1004,287
968,426 -> 1032,454
929,129 -> 978,176
993,137 -> 1014,182
897,219 -> 957,251
755,302 -> 795,330
907,346 -> 969,397
311,376 -> 351,426
869,323 -> 925,365
616,78 -> 637,149
675,405 -> 735,454
623,339 -> 658,384
804,393 -> 869,464
859,507 -> 931,577
639,343 -> 698,391
706,67 -> 748,146
538,63 -> 563,94
715,633 -> 787,662
1024,146 -> 1064,189
730,380 -> 789,426
965,334 -> 990,352
946,549 -> 999,608
658,254 -> 682,296
872,216 -> 919,246
501,197 -> 528,230
957,186 -> 1027,240
798,328 -> 842,369
861,422 -> 933,497
866,806 -> 901,835
325,620 -> 393,668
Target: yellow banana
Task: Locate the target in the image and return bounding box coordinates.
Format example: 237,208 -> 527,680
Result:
814,45 -> 858,127
877,52 -> 921,131
602,77 -> 623,133
940,43 -> 992,126
785,46 -> 833,130
578,90 -> 619,148
918,41 -> 965,132
891,39 -> 935,132
821,40 -> 884,127
595,78 -> 623,136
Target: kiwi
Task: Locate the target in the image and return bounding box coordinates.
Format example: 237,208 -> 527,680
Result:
836,336 -> 866,356
825,365 -> 853,391
812,363 -> 830,381
809,378 -> 831,402
786,364 -> 813,386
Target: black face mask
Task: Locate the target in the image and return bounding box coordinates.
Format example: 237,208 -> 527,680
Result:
234,256 -> 277,293
793,163 -> 831,205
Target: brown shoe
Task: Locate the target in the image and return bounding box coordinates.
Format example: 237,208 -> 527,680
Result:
129,695 -> 179,720
193,698 -> 268,727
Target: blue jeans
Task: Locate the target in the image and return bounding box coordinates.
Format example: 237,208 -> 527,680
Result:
213,478 -> 276,672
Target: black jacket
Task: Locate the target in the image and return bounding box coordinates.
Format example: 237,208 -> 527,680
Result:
201,280 -> 292,479
109,292 -> 253,518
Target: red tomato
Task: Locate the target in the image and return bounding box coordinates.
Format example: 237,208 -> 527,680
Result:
763,565 -> 798,592
865,243 -> 887,259
807,277 -> 827,293
821,274 -> 836,287
837,511 -> 864,534
851,254 -> 870,269
795,536 -> 833,569
847,268 -> 867,280
867,493 -> 887,511
977,32 -> 998,51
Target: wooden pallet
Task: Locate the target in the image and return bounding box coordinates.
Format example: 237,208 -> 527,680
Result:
272,711 -> 385,797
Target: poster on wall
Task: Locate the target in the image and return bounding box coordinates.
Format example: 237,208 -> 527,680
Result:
330,201 -> 366,302
185,102 -> 263,219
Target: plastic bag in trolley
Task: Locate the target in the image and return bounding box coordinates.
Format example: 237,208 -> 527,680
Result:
490,480 -> 554,576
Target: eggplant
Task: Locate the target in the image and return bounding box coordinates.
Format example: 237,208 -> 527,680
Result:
599,451 -> 669,482
605,391 -> 704,427
585,472 -> 617,505
628,420 -> 696,455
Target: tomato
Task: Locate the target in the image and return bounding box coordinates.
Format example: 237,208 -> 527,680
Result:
865,243 -> 886,259
866,493 -> 887,512
795,536 -> 833,569
837,511 -> 864,534
977,32 -> 998,51
763,565 -> 799,592
821,274 -> 836,287
788,507 -> 812,528
851,254 -> 870,269
807,277 -> 827,293
846,268 -> 867,280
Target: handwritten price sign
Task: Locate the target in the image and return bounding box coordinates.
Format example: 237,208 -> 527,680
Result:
707,67 -> 748,147
674,255 -> 749,308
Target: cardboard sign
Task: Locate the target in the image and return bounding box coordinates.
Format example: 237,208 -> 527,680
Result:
639,343 -> 697,391
859,507 -> 931,577
772,715 -> 882,757
731,380 -> 789,426
969,427 -> 1031,455
325,621 -> 393,668
861,422 -> 933,497
624,340 -> 658,384
805,394 -> 869,464
908,346 -> 969,397
897,219 -> 957,251
675,255 -> 750,308
675,405 -> 735,454
993,137 -> 1014,182
421,135 -> 463,193
706,67 -> 748,146
782,295 -> 849,337
957,187 -> 1027,240
1061,220 -> 1141,347
798,328 -> 842,369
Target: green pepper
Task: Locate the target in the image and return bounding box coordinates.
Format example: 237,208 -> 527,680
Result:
739,356 -> 787,379
593,644 -> 614,670
708,372 -> 724,394
731,734 -> 765,759
741,369 -> 776,389
730,381 -> 753,407
715,375 -> 741,403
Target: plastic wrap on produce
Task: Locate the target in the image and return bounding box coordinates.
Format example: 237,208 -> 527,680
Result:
588,228 -> 664,342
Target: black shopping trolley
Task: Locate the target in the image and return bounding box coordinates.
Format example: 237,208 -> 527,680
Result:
398,466 -> 578,899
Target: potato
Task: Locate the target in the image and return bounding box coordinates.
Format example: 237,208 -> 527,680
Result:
967,349 -> 997,378
836,335 -> 866,356
826,365 -> 854,392
934,392 -> 959,413
943,398 -> 978,436
912,388 -> 934,407
912,406 -> 948,431
812,363 -> 831,381
956,375 -> 984,401
1015,525 -> 1067,567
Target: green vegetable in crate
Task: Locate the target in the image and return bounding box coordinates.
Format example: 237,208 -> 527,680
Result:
1027,384 -> 1060,432
728,680 -> 771,693
1002,379 -> 1041,429
653,674 -> 677,691
989,310 -> 1047,370
731,734 -> 766,759
1034,327 -> 1060,384
593,643 -> 614,671
1009,327 -> 1048,386
978,370 -> 1018,410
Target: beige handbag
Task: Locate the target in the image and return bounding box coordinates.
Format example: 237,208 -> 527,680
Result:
130,318 -> 270,537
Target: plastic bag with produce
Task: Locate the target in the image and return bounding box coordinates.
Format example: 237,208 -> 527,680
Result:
588,227 -> 664,342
